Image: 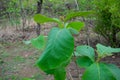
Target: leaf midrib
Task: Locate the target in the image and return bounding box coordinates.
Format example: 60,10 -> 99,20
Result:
97,63 -> 100,80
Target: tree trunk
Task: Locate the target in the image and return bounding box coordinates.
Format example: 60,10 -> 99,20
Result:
36,0 -> 43,36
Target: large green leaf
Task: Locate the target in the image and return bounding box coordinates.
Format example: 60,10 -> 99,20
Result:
96,44 -> 120,57
106,64 -> 120,80
76,45 -> 95,62
64,11 -> 94,22
34,14 -> 59,24
76,56 -> 93,68
37,27 -> 74,71
67,21 -> 84,31
82,63 -> 116,80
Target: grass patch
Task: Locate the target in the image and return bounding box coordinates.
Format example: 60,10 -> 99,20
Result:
0,41 -> 45,80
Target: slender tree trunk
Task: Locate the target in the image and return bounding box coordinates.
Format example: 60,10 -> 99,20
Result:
36,0 -> 43,36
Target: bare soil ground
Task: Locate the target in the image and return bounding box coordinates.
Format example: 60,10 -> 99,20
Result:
0,23 -> 120,80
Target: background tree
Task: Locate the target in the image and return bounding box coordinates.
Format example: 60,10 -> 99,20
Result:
94,0 -> 120,47
36,0 -> 43,36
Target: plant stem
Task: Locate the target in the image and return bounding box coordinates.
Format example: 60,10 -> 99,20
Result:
96,57 -> 101,62
73,52 -> 80,75
95,50 -> 101,62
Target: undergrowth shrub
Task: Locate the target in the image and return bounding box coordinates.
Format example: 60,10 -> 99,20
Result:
94,0 -> 120,47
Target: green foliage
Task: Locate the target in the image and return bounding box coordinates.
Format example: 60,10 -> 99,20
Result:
37,28 -> 74,71
94,0 -> 120,47
76,45 -> 95,62
53,67 -> 66,80
76,56 -> 93,68
13,56 -> 25,63
106,64 -> 120,80
23,35 -> 46,49
66,21 -> 84,31
34,13 -> 85,31
82,63 -> 120,80
30,11 -> 120,80
96,44 -> 120,58
22,77 -> 35,80
64,11 -> 94,22
31,12 -> 85,80
78,0 -> 94,11
42,0 -> 93,16
36,28 -> 74,80
76,44 -> 120,80
43,0 -> 68,16
34,14 -> 60,24
82,63 -> 116,80
0,0 -> 37,27
31,35 -> 46,49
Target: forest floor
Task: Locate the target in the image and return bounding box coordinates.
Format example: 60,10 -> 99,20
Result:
0,23 -> 120,80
